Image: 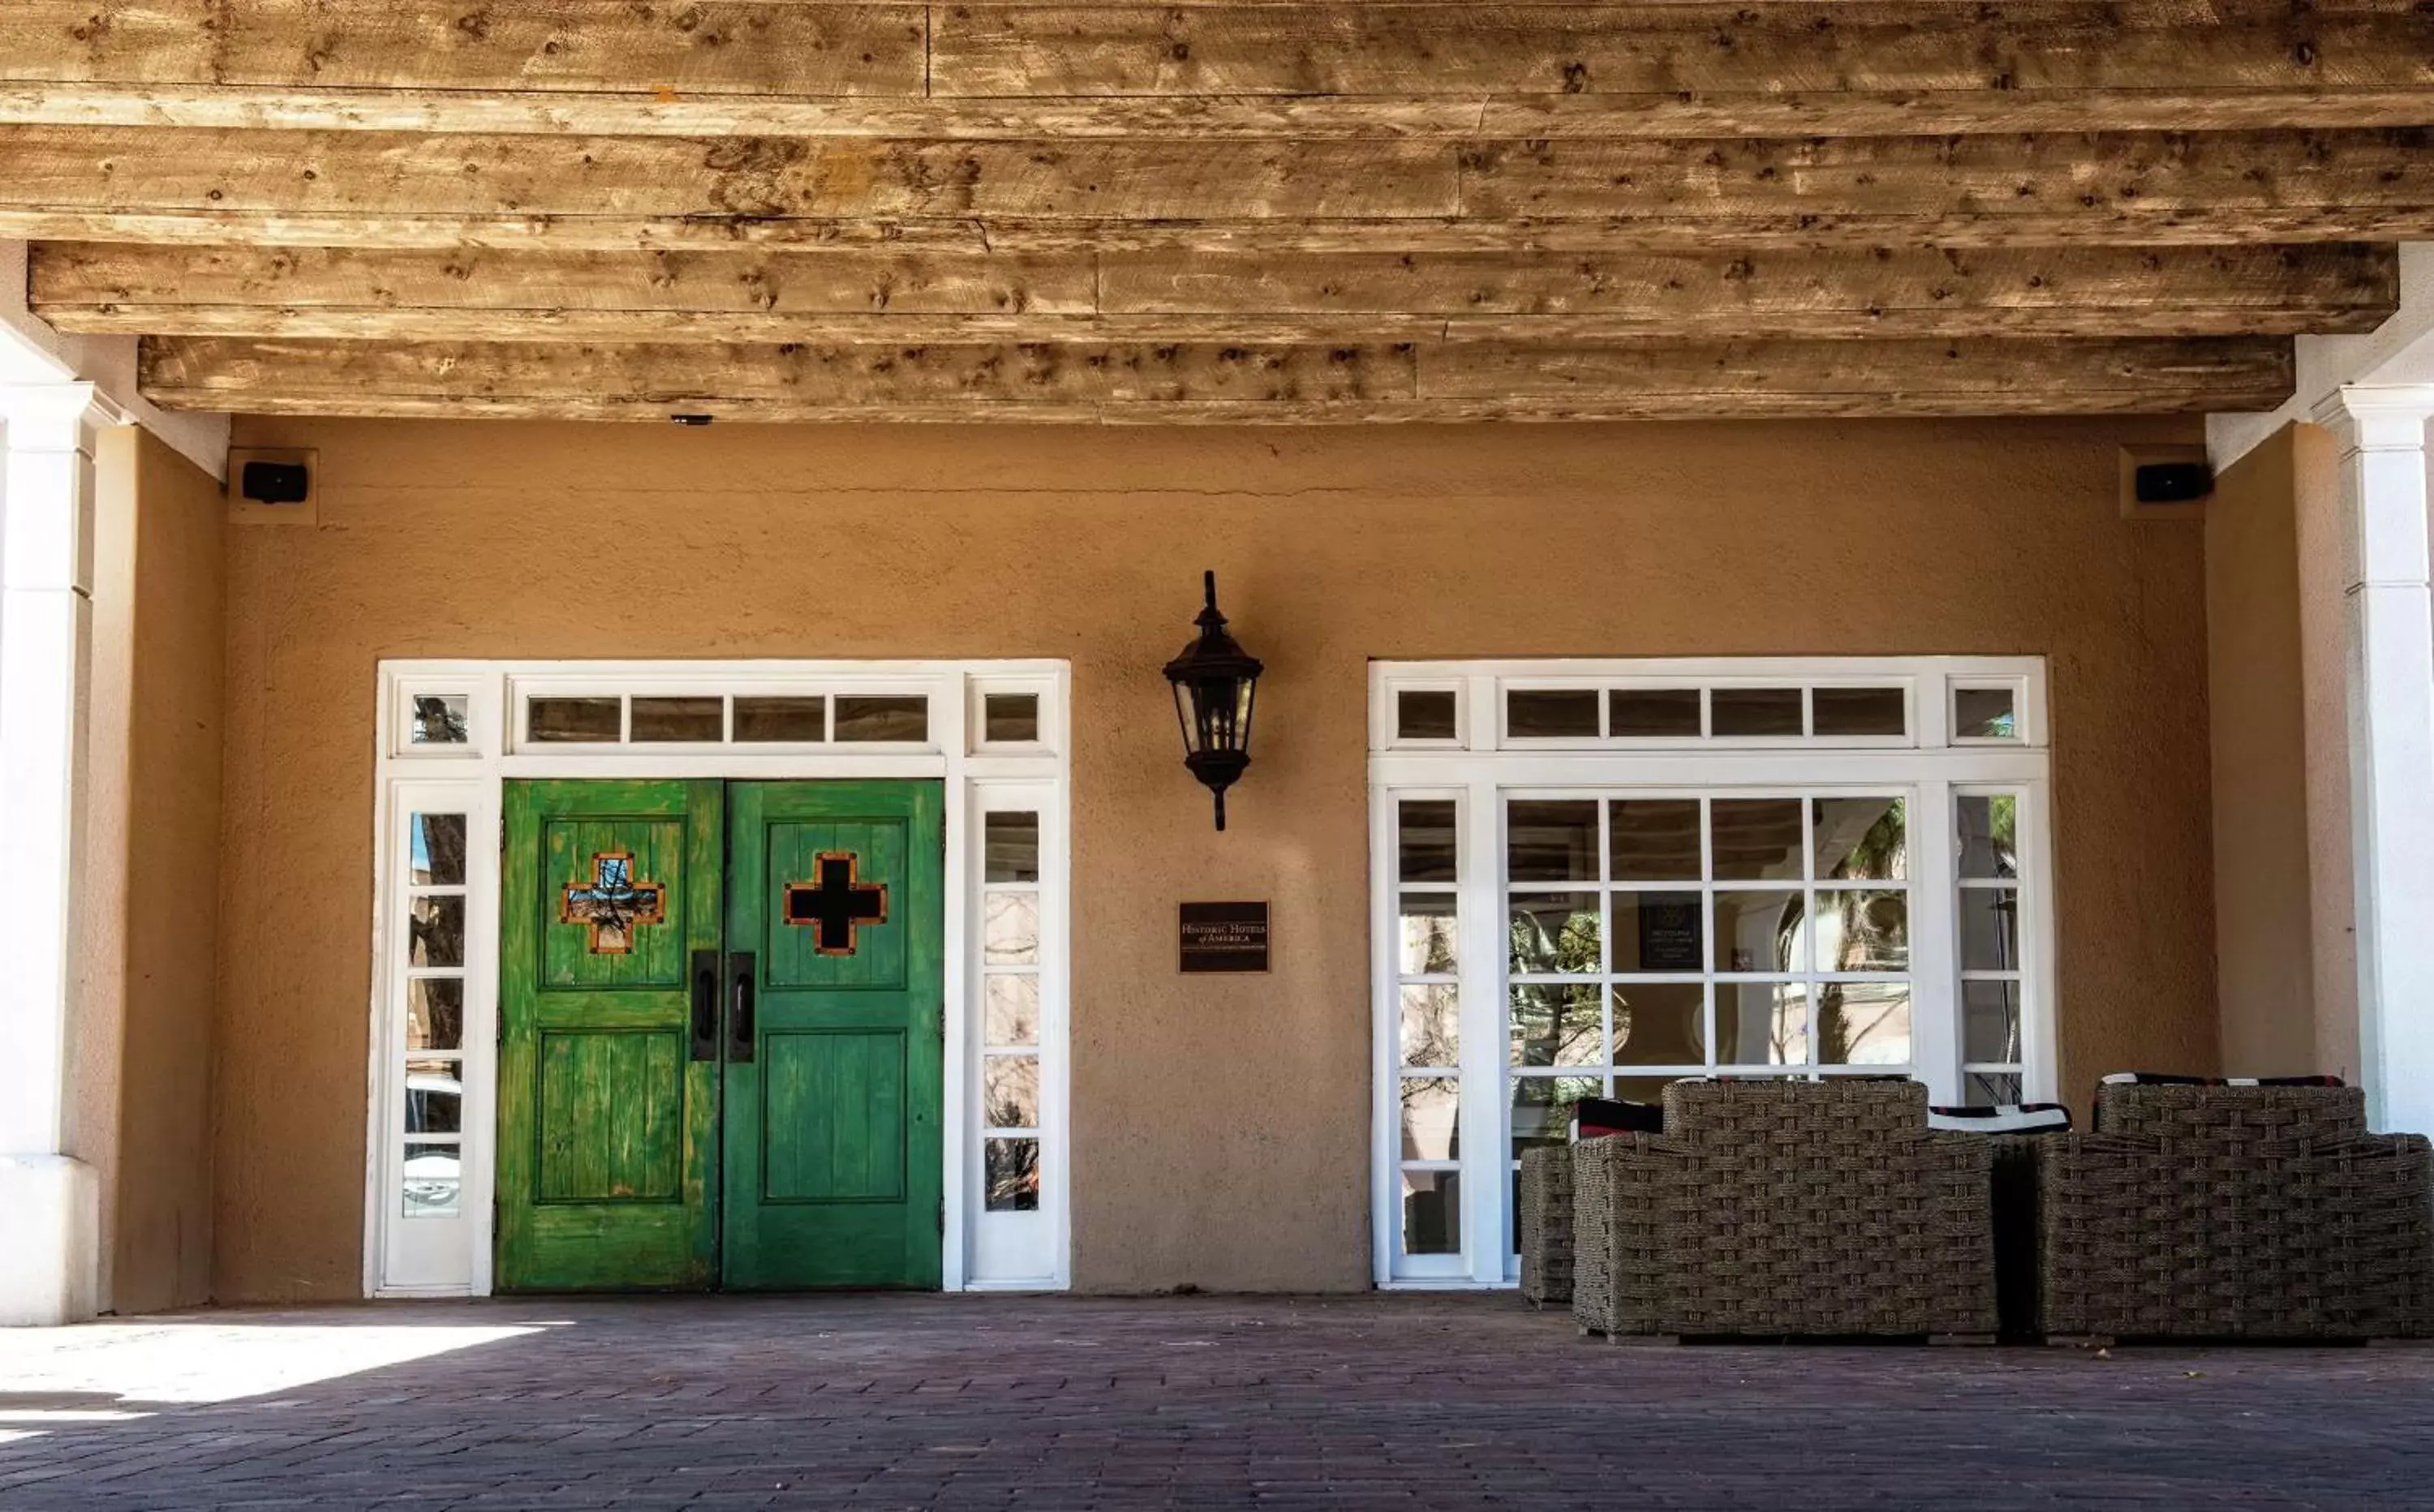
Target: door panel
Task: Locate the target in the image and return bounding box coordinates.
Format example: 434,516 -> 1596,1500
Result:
497,780 -> 720,1291
724,781 -> 944,1290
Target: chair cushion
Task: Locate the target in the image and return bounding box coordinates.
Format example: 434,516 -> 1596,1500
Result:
1571,1097 -> 1662,1140
1928,1102 -> 2072,1134
2100,1072 -> 2346,1088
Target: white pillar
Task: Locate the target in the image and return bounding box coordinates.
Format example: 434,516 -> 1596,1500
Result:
0,381 -> 122,1325
2312,386 -> 2434,1135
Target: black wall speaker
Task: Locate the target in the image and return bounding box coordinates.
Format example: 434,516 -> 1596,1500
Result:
239,459 -> 312,505
2133,461 -> 2214,505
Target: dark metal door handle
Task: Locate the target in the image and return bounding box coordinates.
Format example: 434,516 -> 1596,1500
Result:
728,951 -> 756,1063
689,950 -> 719,1062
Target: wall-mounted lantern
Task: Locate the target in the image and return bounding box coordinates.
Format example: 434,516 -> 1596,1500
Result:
1163,571 -> 1263,831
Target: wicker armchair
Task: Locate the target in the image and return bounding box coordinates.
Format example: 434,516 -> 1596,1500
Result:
1572,1079 -> 1996,1339
2036,1082 -> 2434,1341
1518,1145 -> 1572,1306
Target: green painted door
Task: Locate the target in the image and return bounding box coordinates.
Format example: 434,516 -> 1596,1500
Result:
497,780 -> 723,1291
722,781 -> 944,1290
496,778 -> 943,1292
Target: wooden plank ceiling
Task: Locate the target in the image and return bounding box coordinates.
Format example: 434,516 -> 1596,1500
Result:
4,1 -> 2431,423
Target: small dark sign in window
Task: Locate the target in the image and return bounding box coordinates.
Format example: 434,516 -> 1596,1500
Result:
1180,901 -> 1270,973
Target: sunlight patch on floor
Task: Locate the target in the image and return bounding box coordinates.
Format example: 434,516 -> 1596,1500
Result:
0,1322 -> 541,1405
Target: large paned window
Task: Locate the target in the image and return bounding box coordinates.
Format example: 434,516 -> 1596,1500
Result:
1370,659 -> 2053,1286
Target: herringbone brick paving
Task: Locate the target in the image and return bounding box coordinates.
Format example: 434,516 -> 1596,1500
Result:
3,1294 -> 2432,1510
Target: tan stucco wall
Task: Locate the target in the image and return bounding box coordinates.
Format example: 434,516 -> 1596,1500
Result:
2290,422 -> 2364,1083
2205,427 -> 2325,1078
78,426 -> 226,1315
213,415 -> 2219,1301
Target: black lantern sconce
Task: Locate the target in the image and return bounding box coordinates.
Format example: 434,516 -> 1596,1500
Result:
1163,571 -> 1264,831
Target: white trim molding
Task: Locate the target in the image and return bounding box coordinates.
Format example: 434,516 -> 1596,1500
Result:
0,380 -> 123,1325
2210,243 -> 2434,475
2310,386 -> 2434,1136
365,659 -> 1073,1298
1368,657 -> 2056,1289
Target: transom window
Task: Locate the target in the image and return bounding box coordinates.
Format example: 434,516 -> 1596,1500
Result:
1371,659 -> 2052,1287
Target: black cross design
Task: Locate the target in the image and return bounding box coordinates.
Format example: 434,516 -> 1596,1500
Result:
561,851 -> 666,955
785,851 -> 889,957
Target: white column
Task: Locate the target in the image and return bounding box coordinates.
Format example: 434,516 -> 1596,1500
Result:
0,381 -> 122,1325
2312,386 -> 2434,1135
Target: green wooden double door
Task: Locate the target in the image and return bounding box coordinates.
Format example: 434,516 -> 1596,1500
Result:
497,780 -> 944,1291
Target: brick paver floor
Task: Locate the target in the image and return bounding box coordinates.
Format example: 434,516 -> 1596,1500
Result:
3,1294 -> 2433,1510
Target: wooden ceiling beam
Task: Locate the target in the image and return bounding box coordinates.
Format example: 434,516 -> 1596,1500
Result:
135,333 -> 2295,419
16,83 -> 2434,141
32,243 -> 2400,340
6,128 -> 2432,247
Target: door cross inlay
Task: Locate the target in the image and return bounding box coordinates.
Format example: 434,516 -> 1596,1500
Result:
560,851 -> 666,955
785,851 -> 890,956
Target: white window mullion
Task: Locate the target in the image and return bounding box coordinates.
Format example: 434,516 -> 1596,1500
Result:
1909,780 -> 1960,1103
2020,779 -> 2062,1104
1460,776 -> 1504,1285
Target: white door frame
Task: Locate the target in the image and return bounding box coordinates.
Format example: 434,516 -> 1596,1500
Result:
363,659 -> 1073,1296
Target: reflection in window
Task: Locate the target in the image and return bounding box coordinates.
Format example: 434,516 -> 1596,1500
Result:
630,697 -> 722,742
1813,797 -> 1905,881
527,697 -> 621,743
833,695 -> 928,742
985,1138 -> 1040,1211
983,1055 -> 1040,1128
985,813 -> 1040,883
1507,801 -> 1598,883
1817,982 -> 1912,1065
734,697 -> 827,742
1509,984 -> 1598,1067
1399,1077 -> 1460,1161
1711,687 -> 1802,737
1610,982 -> 1704,1067
985,974 -> 1040,1047
1812,686 -> 1906,737
1397,689 -> 1460,741
1609,689 -> 1701,737
1507,689 -> 1601,738
406,977 -> 465,1051
1399,894 -> 1458,974
410,896 -> 466,968
410,694 -> 470,745
983,692 -> 1040,744
411,814 -> 469,887
1398,801 -> 1458,883
1508,893 -> 1598,975
1402,1171 -> 1460,1255
1959,795 -> 2019,878
1955,687 -> 2018,740
1401,986 -> 1461,1067
402,1142 -> 462,1218
1710,799 -> 1804,880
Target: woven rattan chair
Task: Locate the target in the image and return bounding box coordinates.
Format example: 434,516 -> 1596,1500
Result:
1571,1078 -> 1996,1340
2036,1082 -> 2434,1342
1518,1145 -> 1573,1306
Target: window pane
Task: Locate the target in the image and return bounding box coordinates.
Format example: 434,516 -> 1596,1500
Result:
410,896 -> 465,968
405,1059 -> 462,1135
985,974 -> 1039,1047
986,813 -> 1040,883
1509,892 -> 1599,974
1711,687 -> 1802,737
527,697 -> 621,743
1612,1074 -> 1680,1106
1396,689 -> 1459,741
1961,887 -> 2021,972
1716,982 -> 1806,1066
1958,795 -> 2019,879
406,977 -> 464,1051
734,697 -> 827,742
1814,797 -> 1906,881
1817,982 -> 1912,1066
1508,985 -> 1599,1067
1610,982 -> 1705,1067
1813,686 -> 1907,737
402,1142 -> 462,1218
409,694 -> 470,746
983,1055 -> 1039,1129
983,692 -> 1040,744
1507,689 -> 1600,738
1963,980 -> 2023,1063
1507,800 -> 1598,883
985,1138 -> 1040,1211
1816,889 -> 1910,973
1710,799 -> 1804,881
985,893 -> 1039,964
1398,800 -> 1458,883
1610,799 -> 1701,881
627,697 -> 721,743
1401,985 -> 1460,1067
834,695 -> 928,742
1399,1077 -> 1460,1161
410,813 -> 468,887
1511,1076 -> 1601,1158
1955,686 -> 2018,740
1399,893 -> 1458,974
1401,1170 -> 1460,1255
1611,891 -> 1703,973
1610,688 -> 1701,737
1713,890 -> 1802,973
1964,1071 -> 2024,1105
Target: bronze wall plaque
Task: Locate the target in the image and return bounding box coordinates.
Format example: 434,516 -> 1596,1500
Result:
1180,901 -> 1270,973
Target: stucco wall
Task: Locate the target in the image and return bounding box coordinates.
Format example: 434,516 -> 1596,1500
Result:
79,426 -> 226,1315
2205,426 -> 2325,1078
213,415 -> 2218,1301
